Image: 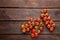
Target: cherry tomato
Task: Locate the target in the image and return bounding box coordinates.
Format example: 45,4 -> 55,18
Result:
30,33 -> 35,38
50,27 -> 54,32
45,13 -> 48,17
30,25 -> 33,29
32,29 -> 36,33
31,21 -> 34,26
36,29 -> 41,34
40,22 -> 43,26
35,26 -> 38,29
34,33 -> 39,37
46,16 -> 51,21
49,20 -> 53,24
40,14 -> 44,19
22,28 -> 26,33
40,27 -> 44,31
34,22 -> 39,26
47,24 -> 51,28
45,21 -> 49,25
26,28 -> 30,32
28,21 -> 31,25
38,30 -> 41,34
52,23 -> 56,28
43,9 -> 48,13
21,24 -> 25,29
25,23 -> 28,26
29,18 -> 34,22
43,17 -> 47,22
36,18 -> 40,22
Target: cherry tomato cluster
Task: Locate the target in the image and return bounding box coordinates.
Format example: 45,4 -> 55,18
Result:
40,9 -> 56,32
30,18 -> 44,38
21,18 -> 34,33
20,9 -> 56,38
21,17 -> 44,38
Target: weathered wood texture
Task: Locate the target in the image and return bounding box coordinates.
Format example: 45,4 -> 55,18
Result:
0,9 -> 60,40
0,22 -> 60,34
0,35 -> 60,40
0,0 -> 60,8
0,9 -> 60,34
0,9 -> 60,20
0,0 -> 60,40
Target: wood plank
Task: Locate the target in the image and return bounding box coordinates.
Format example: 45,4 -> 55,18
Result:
0,0 -> 60,8
0,35 -> 60,40
0,22 -> 60,34
0,9 -> 60,20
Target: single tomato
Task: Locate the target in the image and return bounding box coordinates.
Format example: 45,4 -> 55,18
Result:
26,28 -> 30,32
29,18 -> 34,22
32,29 -> 36,33
34,22 -> 39,26
21,24 -> 25,29
47,24 -> 51,28
52,23 -> 56,28
50,27 -> 54,32
22,28 -> 26,33
43,9 -> 48,13
36,18 -> 40,22
40,14 -> 44,19
47,16 -> 51,21
30,33 -> 35,38
34,33 -> 39,37
40,27 -> 44,31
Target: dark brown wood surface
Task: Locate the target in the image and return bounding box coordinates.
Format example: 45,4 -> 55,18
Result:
0,35 -> 60,40
0,9 -> 60,20
0,0 -> 60,8
0,0 -> 60,40
0,22 -> 60,34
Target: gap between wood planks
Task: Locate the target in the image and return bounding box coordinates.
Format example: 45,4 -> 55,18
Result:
0,34 -> 60,35
0,20 -> 60,22
0,7 -> 60,9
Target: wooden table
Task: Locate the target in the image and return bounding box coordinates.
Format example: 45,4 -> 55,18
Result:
0,0 -> 60,40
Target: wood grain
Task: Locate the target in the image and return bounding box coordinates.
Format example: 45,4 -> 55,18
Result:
0,0 -> 60,40
0,22 -> 59,34
0,9 -> 60,20
0,35 -> 60,40
0,0 -> 60,8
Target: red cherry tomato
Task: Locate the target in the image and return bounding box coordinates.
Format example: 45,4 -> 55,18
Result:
35,26 -> 38,29
49,20 -> 54,24
50,27 -> 54,32
30,33 -> 35,38
32,29 -> 36,33
29,18 -> 34,21
45,13 -> 48,17
43,9 -> 48,13
27,28 -> 30,32
28,21 -> 31,25
40,22 -> 43,26
46,16 -> 51,21
43,17 -> 47,22
45,21 -> 49,25
34,33 -> 39,37
30,25 -> 33,29
22,28 -> 26,33
25,23 -> 28,26
21,24 -> 25,29
38,30 -> 41,34
34,22 -> 39,26
36,18 -> 40,21
52,23 -> 56,28
47,24 -> 51,28
40,14 -> 44,19
40,27 -> 44,31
